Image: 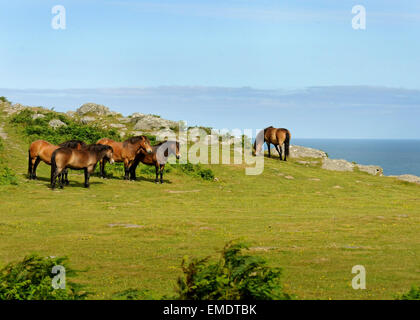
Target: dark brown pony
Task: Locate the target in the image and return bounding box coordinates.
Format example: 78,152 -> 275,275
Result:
28,139 -> 87,183
51,144 -> 114,189
129,140 -> 181,183
254,127 -> 291,161
97,136 -> 153,180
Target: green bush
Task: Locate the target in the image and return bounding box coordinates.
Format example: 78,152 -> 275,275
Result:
396,286 -> 420,300
10,109 -> 120,144
0,254 -> 88,300
0,166 -> 18,185
0,137 -> 3,151
178,162 -> 214,181
175,241 -> 292,300
0,96 -> 10,103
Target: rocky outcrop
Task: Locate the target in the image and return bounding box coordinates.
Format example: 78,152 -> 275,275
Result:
389,174 -> 420,184
131,113 -> 178,131
321,158 -> 383,176
32,113 -> 45,120
76,103 -> 114,117
289,145 -> 327,159
48,119 -> 67,129
322,158 -> 354,172
2,103 -> 26,115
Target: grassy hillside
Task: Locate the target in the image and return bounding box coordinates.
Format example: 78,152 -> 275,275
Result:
0,107 -> 419,300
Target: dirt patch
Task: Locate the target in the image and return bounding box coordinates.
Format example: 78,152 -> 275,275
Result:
108,223 -> 144,228
167,190 -> 200,194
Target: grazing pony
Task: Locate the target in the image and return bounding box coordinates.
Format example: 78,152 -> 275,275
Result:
28,139 -> 87,183
97,136 -> 153,180
129,140 -> 181,183
51,144 -> 114,189
254,127 -> 291,161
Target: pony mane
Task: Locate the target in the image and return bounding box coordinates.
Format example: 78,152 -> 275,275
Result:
59,140 -> 87,148
124,136 -> 146,144
86,144 -> 113,152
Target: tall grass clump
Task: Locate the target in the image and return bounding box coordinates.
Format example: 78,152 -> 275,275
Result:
396,286 -> 420,300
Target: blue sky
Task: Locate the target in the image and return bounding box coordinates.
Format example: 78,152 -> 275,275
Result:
1,1 -> 419,138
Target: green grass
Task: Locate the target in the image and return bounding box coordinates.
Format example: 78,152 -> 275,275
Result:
0,108 -> 419,300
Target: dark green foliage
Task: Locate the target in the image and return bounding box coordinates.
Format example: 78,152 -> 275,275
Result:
0,254 -> 88,300
0,96 -> 10,103
396,286 -> 420,300
10,109 -> 120,144
175,241 -> 292,300
177,162 -> 214,181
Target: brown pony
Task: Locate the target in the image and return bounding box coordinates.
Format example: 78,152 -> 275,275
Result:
254,127 -> 291,161
129,140 -> 181,183
28,139 -> 87,183
51,144 -> 114,189
97,136 -> 153,180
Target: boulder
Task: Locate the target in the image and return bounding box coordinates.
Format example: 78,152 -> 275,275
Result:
356,164 -> 383,176
48,119 -> 67,129
133,114 -> 178,131
80,116 -> 96,124
76,103 -> 112,116
32,113 -> 45,120
289,145 -> 327,159
322,158 -> 354,172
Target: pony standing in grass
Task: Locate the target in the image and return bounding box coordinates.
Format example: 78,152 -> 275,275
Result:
28,139 -> 86,183
129,140 -> 181,183
254,127 -> 291,161
50,144 -> 114,189
97,136 -> 153,180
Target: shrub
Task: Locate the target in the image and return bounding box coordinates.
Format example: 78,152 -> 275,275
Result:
178,162 -> 214,181
0,96 -> 10,103
10,109 -> 120,144
0,166 -> 18,185
175,241 -> 292,300
396,286 -> 420,300
0,254 -> 88,300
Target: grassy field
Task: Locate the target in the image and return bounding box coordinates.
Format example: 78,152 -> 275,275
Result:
0,108 -> 419,300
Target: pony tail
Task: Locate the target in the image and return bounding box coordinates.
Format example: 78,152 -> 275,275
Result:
28,150 -> 32,177
51,150 -> 58,186
284,131 -> 290,157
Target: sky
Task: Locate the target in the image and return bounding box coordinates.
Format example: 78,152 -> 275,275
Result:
0,0 -> 419,138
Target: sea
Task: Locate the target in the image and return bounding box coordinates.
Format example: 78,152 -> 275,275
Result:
292,139 -> 420,177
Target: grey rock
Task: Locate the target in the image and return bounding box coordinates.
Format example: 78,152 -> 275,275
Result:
110,123 -> 126,129
322,158 -> 354,172
133,114 -> 178,131
80,116 -> 96,124
48,119 -> 67,129
32,113 -> 45,120
356,164 -> 383,176
289,145 -> 327,159
389,174 -> 420,184
76,103 -> 112,116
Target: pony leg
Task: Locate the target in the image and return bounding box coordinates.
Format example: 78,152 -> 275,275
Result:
51,167 -> 61,190
155,165 -> 159,183
267,143 -> 271,158
160,165 -> 164,184
275,145 -> 282,160
32,157 -> 41,179
123,160 -> 130,180
64,169 -> 69,185
84,168 -> 90,188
